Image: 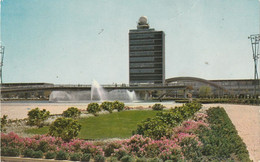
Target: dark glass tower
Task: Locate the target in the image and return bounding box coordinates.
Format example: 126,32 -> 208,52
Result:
129,16 -> 165,85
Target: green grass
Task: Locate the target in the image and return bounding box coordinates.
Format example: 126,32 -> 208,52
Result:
25,110 -> 158,139
25,126 -> 49,135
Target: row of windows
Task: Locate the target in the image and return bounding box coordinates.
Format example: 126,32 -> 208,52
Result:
129,40 -> 163,45
130,57 -> 154,62
130,58 -> 162,63
130,45 -> 162,51
130,80 -> 163,84
130,45 -> 154,50
130,63 -> 162,68
130,76 -> 163,80
129,33 -> 163,39
130,69 -> 162,74
130,51 -> 163,57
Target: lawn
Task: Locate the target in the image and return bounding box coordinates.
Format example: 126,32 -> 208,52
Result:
25,110 -> 158,139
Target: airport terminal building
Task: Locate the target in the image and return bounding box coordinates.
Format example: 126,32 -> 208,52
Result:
129,16 -> 165,85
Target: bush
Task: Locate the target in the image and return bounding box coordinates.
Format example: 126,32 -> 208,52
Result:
179,137 -> 202,161
87,103 -> 101,116
104,142 -> 122,157
62,107 -> 81,118
108,157 -> 118,162
115,149 -> 127,160
23,148 -> 34,157
148,158 -> 163,162
121,155 -> 135,162
1,115 -> 8,132
45,151 -> 56,159
32,150 -> 43,158
37,140 -> 49,153
136,102 -> 202,139
1,147 -> 20,157
48,117 -> 81,142
27,108 -> 50,127
94,154 -> 105,162
152,104 -> 164,111
56,150 -> 69,160
100,101 -> 114,113
112,100 -> 125,112
136,117 -> 172,139
70,152 -> 82,161
200,107 -> 251,161
136,157 -> 148,162
81,153 -> 91,162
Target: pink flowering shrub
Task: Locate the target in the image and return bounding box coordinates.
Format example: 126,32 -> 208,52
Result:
173,120 -> 209,135
193,112 -> 208,122
1,112 -> 211,161
113,135 -> 183,159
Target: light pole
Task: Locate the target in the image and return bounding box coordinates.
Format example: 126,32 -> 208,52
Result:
0,0 -> 4,84
248,34 -> 260,95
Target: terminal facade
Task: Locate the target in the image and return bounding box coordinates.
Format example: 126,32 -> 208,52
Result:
129,16 -> 165,85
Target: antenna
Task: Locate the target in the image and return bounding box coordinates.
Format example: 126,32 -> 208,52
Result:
248,34 -> 260,95
0,0 -> 4,84
0,45 -> 4,83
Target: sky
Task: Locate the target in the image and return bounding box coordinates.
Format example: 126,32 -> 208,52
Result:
1,0 -> 260,84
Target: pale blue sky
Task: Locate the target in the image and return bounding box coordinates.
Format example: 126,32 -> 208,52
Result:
1,0 -> 259,84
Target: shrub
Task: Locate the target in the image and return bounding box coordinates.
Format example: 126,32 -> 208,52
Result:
200,107 -> 251,161
94,154 -> 105,162
23,148 -> 34,157
56,150 -> 69,160
27,108 -> 50,127
136,117 -> 171,139
148,158 -> 163,162
121,155 -> 135,162
81,153 -> 91,162
37,140 -> 49,153
108,157 -> 118,162
152,104 -> 164,111
179,137 -> 202,161
1,115 -> 8,132
114,149 -> 127,160
62,107 -> 81,118
136,157 -> 148,162
104,142 -> 122,157
70,152 -> 82,161
87,103 -> 101,116
100,101 -> 113,113
112,100 -> 125,112
136,102 -> 202,139
45,151 -> 56,159
1,147 -> 20,157
48,117 -> 81,142
32,150 -> 43,158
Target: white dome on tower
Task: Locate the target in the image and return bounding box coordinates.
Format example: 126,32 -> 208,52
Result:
138,16 -> 148,25
137,16 -> 149,29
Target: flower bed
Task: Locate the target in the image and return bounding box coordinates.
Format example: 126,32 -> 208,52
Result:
1,106 -> 251,161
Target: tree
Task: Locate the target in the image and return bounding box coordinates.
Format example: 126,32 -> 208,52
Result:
87,103 -> 101,116
1,115 -> 8,132
27,108 -> 50,127
100,101 -> 113,113
62,107 -> 81,118
112,101 -> 125,112
48,117 -> 81,142
199,86 -> 212,98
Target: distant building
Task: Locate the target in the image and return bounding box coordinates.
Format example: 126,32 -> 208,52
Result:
129,16 -> 165,85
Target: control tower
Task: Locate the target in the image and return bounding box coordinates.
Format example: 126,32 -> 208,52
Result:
129,16 -> 165,85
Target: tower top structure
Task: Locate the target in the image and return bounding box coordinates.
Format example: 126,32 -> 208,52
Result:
137,16 -> 149,29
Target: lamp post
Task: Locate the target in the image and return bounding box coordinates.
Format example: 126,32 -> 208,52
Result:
248,34 -> 260,95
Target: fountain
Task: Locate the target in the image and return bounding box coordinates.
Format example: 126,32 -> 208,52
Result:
49,80 -> 138,102
91,80 -> 108,101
